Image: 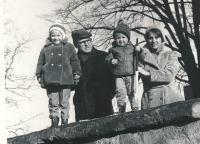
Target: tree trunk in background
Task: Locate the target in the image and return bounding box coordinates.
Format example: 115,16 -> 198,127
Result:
181,41 -> 200,99
192,0 -> 200,68
182,0 -> 200,99
190,0 -> 200,98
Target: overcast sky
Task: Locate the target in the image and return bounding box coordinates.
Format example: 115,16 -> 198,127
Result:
3,0 -> 77,139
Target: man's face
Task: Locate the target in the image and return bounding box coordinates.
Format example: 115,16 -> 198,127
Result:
76,38 -> 92,53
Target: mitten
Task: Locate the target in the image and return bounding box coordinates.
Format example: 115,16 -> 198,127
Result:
73,74 -> 81,85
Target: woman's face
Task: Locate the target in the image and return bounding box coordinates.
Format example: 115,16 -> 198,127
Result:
147,31 -> 162,50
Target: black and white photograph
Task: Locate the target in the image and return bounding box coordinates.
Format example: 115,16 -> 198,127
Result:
2,0 -> 200,143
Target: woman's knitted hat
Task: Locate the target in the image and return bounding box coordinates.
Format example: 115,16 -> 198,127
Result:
113,19 -> 130,41
49,21 -> 66,38
144,25 -> 165,42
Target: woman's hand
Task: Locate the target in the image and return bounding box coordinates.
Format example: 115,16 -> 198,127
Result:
135,45 -> 141,52
138,67 -> 150,76
111,59 -> 118,65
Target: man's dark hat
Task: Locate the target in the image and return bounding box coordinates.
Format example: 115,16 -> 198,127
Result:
72,29 -> 92,44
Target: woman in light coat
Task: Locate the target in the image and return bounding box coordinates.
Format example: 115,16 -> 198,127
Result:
138,25 -> 184,109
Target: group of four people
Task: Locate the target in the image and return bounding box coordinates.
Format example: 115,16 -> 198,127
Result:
36,19 -> 183,127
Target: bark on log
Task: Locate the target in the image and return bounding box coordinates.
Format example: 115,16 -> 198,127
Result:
7,98 -> 200,144
87,120 -> 200,144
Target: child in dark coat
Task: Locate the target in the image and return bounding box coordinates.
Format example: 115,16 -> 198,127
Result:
105,19 -> 139,114
36,21 -> 81,127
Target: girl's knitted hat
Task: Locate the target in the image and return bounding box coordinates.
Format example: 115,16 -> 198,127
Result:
49,21 -> 66,38
113,19 -> 130,41
144,25 -> 165,42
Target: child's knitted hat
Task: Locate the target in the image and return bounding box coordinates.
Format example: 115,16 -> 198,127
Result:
49,21 -> 66,38
113,19 -> 130,41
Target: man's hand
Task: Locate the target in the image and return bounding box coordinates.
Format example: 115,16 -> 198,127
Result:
37,78 -> 41,84
74,74 -> 81,85
138,67 -> 150,76
111,59 -> 118,65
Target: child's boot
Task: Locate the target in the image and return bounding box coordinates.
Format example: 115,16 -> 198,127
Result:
51,117 -> 59,127
131,106 -> 139,111
119,105 -> 126,113
61,119 -> 68,125
115,103 -> 126,115
129,95 -> 139,111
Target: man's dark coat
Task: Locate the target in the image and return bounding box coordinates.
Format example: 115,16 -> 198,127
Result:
73,47 -> 115,121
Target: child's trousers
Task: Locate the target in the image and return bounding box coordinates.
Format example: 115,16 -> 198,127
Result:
115,76 -> 138,109
46,85 -> 71,120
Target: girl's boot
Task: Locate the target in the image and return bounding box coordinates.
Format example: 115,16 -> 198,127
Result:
118,104 -> 126,113
114,103 -> 126,115
51,117 -> 59,127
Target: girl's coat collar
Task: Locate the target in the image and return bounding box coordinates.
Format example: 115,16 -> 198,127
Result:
44,37 -> 69,47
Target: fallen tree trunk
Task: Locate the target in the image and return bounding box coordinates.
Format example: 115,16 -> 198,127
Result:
86,120 -> 200,144
8,98 -> 200,144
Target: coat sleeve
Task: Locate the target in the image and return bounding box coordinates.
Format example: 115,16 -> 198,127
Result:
149,51 -> 180,83
35,48 -> 45,78
69,44 -> 81,75
104,48 -> 114,66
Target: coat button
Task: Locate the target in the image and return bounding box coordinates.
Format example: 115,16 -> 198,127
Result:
149,98 -> 153,101
51,53 -> 53,55
58,54 -> 61,56
58,64 -> 61,66
160,97 -> 163,100
51,64 -> 54,66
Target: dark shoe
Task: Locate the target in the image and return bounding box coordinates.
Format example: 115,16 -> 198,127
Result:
61,119 -> 68,125
131,107 -> 139,111
51,117 -> 59,127
118,103 -> 126,114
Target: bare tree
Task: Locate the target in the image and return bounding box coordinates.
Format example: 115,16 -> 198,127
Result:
4,18 -> 34,106
4,18 -> 41,137
41,0 -> 200,98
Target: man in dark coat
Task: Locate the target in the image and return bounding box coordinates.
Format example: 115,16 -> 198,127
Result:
72,29 -> 115,122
